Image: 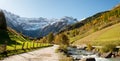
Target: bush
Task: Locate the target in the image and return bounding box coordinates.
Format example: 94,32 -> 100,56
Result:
86,44 -> 93,51
54,33 -> 69,46
101,43 -> 116,53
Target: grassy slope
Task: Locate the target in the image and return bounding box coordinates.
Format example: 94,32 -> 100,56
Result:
6,27 -> 29,50
73,23 -> 120,46
62,4 -> 120,46
0,27 -> 51,59
0,27 -> 49,51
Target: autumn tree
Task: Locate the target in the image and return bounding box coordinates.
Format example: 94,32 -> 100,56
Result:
60,33 -> 69,45
54,33 -> 69,46
40,37 -> 47,43
54,35 -> 60,44
47,32 -> 54,43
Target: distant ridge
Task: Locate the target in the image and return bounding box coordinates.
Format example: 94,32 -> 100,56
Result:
1,10 -> 78,38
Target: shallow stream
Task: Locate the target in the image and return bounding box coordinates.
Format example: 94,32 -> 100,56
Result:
67,47 -> 120,61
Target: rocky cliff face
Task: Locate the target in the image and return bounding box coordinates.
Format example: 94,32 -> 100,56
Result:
0,10 -> 7,30
0,10 -> 11,44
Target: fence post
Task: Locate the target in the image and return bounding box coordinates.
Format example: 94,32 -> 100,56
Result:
33,41 -> 34,48
37,42 -> 38,48
22,42 -> 25,50
26,42 -> 28,49
30,42 -> 32,49
39,43 -> 41,47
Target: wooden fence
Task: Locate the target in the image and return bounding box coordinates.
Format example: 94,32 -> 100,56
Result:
0,41 -> 49,57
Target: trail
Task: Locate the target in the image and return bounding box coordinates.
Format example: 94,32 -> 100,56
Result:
1,45 -> 59,61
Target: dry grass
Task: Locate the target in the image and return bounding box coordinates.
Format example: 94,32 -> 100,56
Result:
73,23 -> 120,46
59,53 -> 73,61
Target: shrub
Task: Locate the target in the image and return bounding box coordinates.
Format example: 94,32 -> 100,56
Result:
86,44 -> 93,51
54,33 -> 69,46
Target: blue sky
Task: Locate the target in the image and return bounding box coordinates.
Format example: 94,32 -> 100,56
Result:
0,0 -> 120,20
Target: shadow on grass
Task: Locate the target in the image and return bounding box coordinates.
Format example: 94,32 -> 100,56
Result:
0,11 -> 20,46
0,30 -> 20,46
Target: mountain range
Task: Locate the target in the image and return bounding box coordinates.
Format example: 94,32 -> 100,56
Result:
1,10 -> 78,38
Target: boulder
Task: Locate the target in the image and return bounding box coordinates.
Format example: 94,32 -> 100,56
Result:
79,58 -> 96,61
101,52 -> 112,58
117,51 -> 120,56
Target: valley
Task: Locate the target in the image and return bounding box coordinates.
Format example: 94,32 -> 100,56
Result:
0,1 -> 120,61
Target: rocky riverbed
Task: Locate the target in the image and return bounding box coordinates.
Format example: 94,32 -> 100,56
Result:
67,47 -> 120,61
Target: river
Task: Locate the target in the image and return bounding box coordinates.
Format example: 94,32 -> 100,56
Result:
67,47 -> 120,61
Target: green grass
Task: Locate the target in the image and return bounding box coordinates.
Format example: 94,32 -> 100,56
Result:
6,41 -> 50,51
73,23 -> 120,46
0,28 -> 52,59
5,28 -> 51,51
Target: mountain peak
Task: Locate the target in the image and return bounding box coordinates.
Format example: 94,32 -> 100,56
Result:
3,10 -> 78,38
60,16 -> 77,24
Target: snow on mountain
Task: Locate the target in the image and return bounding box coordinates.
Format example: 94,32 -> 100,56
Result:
2,10 -> 78,38
60,16 -> 78,24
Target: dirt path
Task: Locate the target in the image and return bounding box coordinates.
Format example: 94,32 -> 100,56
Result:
1,45 -> 59,61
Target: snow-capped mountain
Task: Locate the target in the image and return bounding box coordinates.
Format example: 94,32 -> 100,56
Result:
3,10 -> 78,38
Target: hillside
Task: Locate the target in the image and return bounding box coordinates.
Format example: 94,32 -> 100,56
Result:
6,27 -> 28,50
64,4 -> 120,31
0,10 -> 27,48
58,4 -> 120,45
73,23 -> 120,46
0,10 -> 50,54
0,26 -> 30,51
61,11 -> 109,31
